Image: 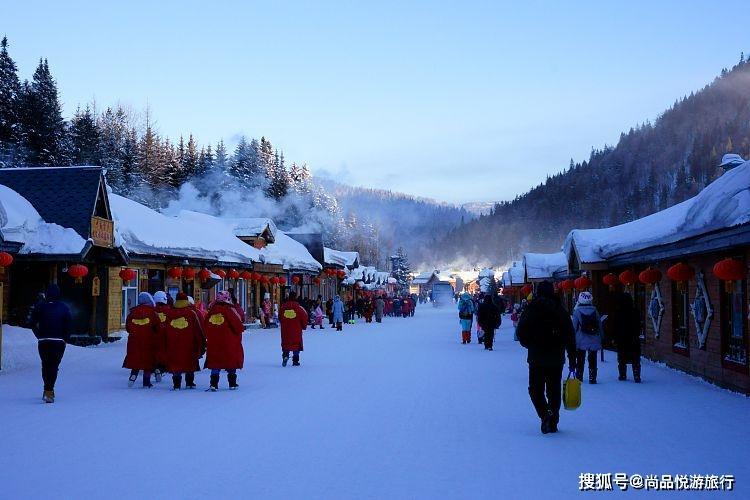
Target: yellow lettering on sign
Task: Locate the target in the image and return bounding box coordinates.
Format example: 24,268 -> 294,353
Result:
132,318 -> 150,326
283,309 -> 297,319
208,313 -> 225,326
158,313 -> 166,322
170,317 -> 189,329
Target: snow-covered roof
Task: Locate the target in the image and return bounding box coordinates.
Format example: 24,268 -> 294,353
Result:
323,247 -> 359,268
412,270 -> 439,284
222,217 -> 278,242
260,230 -> 322,273
111,198 -> 260,264
508,262 -> 525,285
719,153 -> 745,169
523,252 -> 568,280
564,162 -> 750,265
0,184 -> 87,255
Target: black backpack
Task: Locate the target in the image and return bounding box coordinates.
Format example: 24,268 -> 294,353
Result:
579,311 -> 599,335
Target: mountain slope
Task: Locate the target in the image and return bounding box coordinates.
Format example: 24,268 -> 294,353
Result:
436,54 -> 750,267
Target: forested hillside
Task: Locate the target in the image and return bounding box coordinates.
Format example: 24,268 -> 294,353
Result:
437,53 -> 750,267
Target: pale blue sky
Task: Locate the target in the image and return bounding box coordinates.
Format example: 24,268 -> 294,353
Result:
4,1 -> 749,203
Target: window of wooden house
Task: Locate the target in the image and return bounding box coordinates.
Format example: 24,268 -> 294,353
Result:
121,270 -> 139,325
672,283 -> 690,354
720,279 -> 747,368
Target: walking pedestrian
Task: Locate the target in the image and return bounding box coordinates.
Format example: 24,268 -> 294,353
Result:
30,284 -> 71,403
123,292 -> 161,388
375,295 -> 385,323
572,291 -> 602,384
477,295 -> 501,350
516,281 -> 577,434
164,292 -> 205,390
457,292 -> 475,344
279,292 -> 308,366
332,295 -> 345,331
611,291 -> 642,383
204,290 -> 245,391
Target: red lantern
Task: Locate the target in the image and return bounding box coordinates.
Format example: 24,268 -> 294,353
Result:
183,267 -> 197,280
667,262 -> 694,291
240,270 -> 252,280
574,276 -> 591,290
313,277 -> 321,285
68,264 -> 89,283
337,270 -> 346,279
119,268 -> 137,282
251,272 -> 261,282
167,267 -> 183,280
0,251 -> 13,272
292,276 -> 301,285
602,273 -> 618,291
618,270 -> 637,287
638,267 -> 662,290
521,284 -> 533,296
214,269 -> 227,279
199,268 -> 212,281
713,258 -> 745,293
228,268 -> 240,280
561,279 -> 574,291
260,276 -> 269,284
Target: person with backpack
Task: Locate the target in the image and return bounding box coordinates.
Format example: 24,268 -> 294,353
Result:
611,291 -> 642,383
572,291 -> 603,384
29,284 -> 72,403
516,281 -> 577,434
477,295 -> 501,350
457,292 -> 475,344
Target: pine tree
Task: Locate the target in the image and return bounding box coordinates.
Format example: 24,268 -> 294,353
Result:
391,247 -> 411,292
265,148 -> 289,199
69,105 -> 101,165
0,36 -> 22,167
183,134 -> 198,180
99,106 -> 128,190
137,115 -> 162,185
214,140 -> 228,170
19,59 -> 68,166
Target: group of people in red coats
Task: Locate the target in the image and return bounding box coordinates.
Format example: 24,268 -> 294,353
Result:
123,289 -> 245,391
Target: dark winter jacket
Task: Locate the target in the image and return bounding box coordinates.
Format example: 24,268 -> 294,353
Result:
516,296 -> 576,369
611,292 -> 642,362
477,297 -> 501,331
30,284 -> 72,342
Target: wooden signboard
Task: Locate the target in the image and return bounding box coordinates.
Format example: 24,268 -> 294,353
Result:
91,216 -> 114,248
92,276 -> 101,297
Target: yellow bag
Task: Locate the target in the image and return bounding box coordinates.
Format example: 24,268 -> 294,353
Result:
563,374 -> 581,410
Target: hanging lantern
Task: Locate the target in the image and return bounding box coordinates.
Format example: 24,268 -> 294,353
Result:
713,258 -> 745,293
199,268 -> 212,281
561,279 -> 574,292
574,276 -> 591,290
119,268 -> 137,282
0,251 -> 13,272
313,277 -> 321,285
250,272 -> 261,282
260,276 -> 269,284
618,270 -> 637,287
292,276 -> 301,285
602,273 -> 618,291
337,270 -> 346,279
228,268 -> 240,280
182,267 -> 197,280
167,267 -> 183,280
521,284 -> 533,296
68,264 -> 89,284
638,267 -> 662,290
240,270 -> 252,280
214,269 -> 227,279
667,262 -> 694,291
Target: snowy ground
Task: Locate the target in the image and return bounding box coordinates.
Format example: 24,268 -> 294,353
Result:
1,307 -> 748,499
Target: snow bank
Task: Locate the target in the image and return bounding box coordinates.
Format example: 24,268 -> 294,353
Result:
111,196 -> 259,264
564,162 -> 750,264
523,252 -> 567,280
0,184 -> 87,255
0,325 -> 40,372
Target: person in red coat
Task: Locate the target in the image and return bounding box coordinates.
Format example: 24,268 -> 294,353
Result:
164,292 -> 205,390
401,296 -> 412,318
204,291 -> 245,391
123,292 -> 161,388
153,291 -> 172,382
363,297 -> 374,323
279,291 -> 308,366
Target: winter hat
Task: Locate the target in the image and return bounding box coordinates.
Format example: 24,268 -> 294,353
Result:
177,292 -> 189,301
138,292 -> 155,307
216,290 -> 232,303
187,296 -> 195,305
264,292 -> 271,300
153,291 -> 168,304
577,291 -> 593,306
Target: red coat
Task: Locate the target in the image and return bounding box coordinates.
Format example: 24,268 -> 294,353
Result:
123,304 -> 161,370
402,299 -> 412,314
204,302 -> 245,370
279,300 -> 308,352
154,303 -> 171,364
164,306 -> 205,373
232,302 -> 246,323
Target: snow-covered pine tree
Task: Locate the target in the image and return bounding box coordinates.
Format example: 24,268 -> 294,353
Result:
19,58 -> 68,166
0,36 -> 23,167
69,105 -> 101,166
137,118 -> 162,186
391,247 -> 411,292
182,133 -> 198,181
214,140 -> 228,170
265,148 -> 290,200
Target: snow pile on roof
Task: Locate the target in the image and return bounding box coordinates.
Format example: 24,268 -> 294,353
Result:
375,271 -> 391,285
719,153 -> 745,169
111,198 -> 259,264
523,252 -> 567,280
0,184 -> 86,255
412,270 -> 438,284
222,217 -> 278,241
564,162 -> 750,264
323,247 -> 359,268
258,230 -> 322,273
477,268 -> 495,293
507,262 -> 525,285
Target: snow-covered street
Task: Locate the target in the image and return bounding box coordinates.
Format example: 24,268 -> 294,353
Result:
1,307 -> 749,499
